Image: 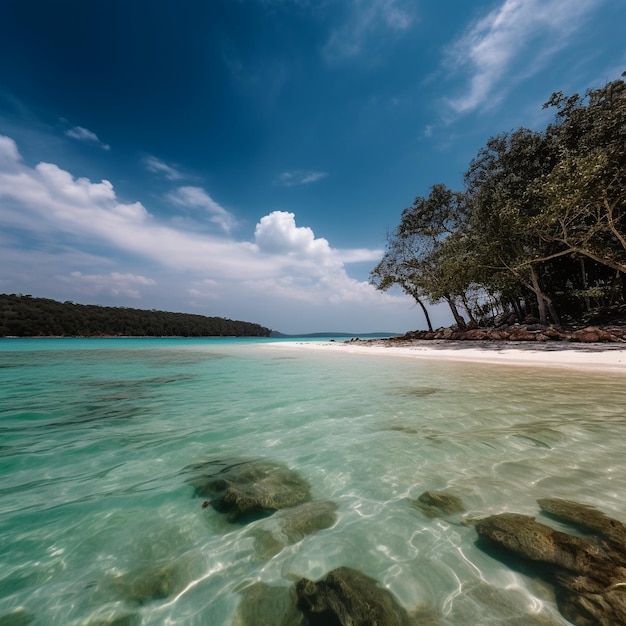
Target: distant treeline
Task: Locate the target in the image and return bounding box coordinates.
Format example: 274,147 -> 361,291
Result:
0,294 -> 271,337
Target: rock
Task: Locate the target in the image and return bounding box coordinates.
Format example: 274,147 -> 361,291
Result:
538,498 -> 626,553
108,560 -> 188,604
77,612 -> 141,626
460,329 -> 488,340
0,609 -> 35,626
295,566 -> 421,626
185,458 -> 311,522
409,491 -> 466,519
475,513 -> 598,572
233,581 -> 304,626
508,329 -> 537,341
474,502 -> 626,626
249,500 -> 338,559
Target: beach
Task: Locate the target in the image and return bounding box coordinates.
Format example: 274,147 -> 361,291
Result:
267,338 -> 626,372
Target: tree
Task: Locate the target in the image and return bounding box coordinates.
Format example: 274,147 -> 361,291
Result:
370,236 -> 434,331
370,185 -> 473,329
533,75 -> 626,275
464,128 -> 562,324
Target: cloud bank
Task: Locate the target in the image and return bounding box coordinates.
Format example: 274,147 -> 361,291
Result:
0,135 -> 414,332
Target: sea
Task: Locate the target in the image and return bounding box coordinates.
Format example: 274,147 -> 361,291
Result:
2,336 -> 626,625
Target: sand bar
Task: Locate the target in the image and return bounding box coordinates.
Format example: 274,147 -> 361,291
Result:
267,339 -> 626,373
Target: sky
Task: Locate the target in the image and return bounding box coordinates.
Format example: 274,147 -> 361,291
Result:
0,0 -> 624,334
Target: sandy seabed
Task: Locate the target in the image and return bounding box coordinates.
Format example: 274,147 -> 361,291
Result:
267,339 -> 626,373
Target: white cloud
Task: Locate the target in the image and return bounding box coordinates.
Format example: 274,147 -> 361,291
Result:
167,186 -> 237,233
0,135 -> 421,333
323,0 -> 415,61
144,155 -> 184,180
59,271 -> 156,298
65,126 -> 111,151
277,170 -> 328,186
255,210 -> 331,259
0,135 -> 21,166
445,0 -> 601,115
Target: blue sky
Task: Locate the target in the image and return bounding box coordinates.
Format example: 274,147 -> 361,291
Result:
0,0 -> 624,334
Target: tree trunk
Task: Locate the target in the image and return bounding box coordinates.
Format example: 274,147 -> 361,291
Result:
528,266 -> 560,326
445,296 -> 466,329
460,292 -> 478,325
511,298 -> 524,322
415,297 -> 434,332
580,258 -> 591,312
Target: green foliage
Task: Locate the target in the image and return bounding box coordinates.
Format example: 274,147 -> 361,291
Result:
371,73 -> 626,327
0,294 -> 271,337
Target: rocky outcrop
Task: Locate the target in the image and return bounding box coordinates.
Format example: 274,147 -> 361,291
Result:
184,458 -> 311,522
394,324 -> 626,343
474,499 -> 626,626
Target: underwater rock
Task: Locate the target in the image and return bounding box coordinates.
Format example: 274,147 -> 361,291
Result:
0,609 -> 34,626
77,612 -> 141,626
395,387 -> 439,398
295,566 -> 422,626
387,425 -> 419,435
537,498 -> 626,551
409,491 -> 466,519
475,502 -> 626,626
233,581 -> 304,626
185,458 -> 311,522
107,559 -> 187,604
250,500 -> 338,559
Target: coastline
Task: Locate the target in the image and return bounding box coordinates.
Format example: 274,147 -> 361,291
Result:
267,338 -> 626,373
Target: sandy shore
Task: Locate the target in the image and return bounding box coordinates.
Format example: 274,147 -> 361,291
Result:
267,339 -> 626,373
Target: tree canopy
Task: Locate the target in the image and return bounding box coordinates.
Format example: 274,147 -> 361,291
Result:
0,294 -> 271,337
371,73 -> 626,328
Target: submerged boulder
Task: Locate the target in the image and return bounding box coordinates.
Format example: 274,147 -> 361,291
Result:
233,581 -> 304,626
185,458 -> 311,522
537,497 -> 626,551
474,500 -> 626,626
295,566 -> 424,626
250,500 -> 338,559
0,609 -> 35,626
409,491 -> 466,519
107,559 -> 188,604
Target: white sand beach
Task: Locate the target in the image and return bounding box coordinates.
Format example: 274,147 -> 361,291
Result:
268,339 -> 626,373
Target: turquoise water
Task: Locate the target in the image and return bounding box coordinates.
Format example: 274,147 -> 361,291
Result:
2,337 -> 626,625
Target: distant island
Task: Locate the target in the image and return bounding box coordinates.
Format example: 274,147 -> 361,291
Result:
0,294 -> 271,337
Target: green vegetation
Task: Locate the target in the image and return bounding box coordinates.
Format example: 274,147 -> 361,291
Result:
371,73 -> 626,330
0,294 -> 271,337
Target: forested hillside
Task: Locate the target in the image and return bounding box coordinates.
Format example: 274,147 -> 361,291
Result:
0,294 -> 271,337
372,74 -> 626,331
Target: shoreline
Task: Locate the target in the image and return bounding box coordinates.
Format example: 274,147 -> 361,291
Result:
266,338 -> 626,373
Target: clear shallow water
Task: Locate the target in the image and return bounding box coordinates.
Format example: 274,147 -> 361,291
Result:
1,338 -> 626,625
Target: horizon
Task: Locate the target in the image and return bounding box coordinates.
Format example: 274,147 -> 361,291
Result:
0,1 -> 624,334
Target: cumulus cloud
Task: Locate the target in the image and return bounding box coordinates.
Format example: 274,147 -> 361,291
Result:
167,186 -> 237,233
0,135 -> 21,166
277,170 -> 328,186
445,0 -> 600,115
144,155 -> 184,180
323,0 -> 415,60
0,135 -> 416,332
65,125 -> 111,150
